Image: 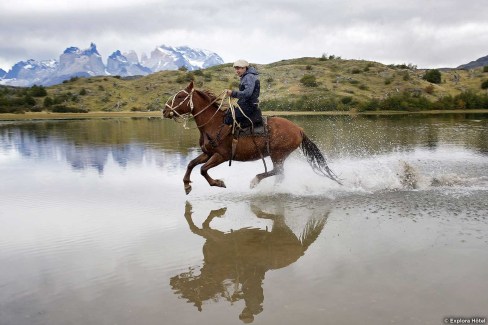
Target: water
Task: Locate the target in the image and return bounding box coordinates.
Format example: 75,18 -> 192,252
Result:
0,115 -> 487,325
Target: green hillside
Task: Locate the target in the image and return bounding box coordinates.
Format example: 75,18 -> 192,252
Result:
2,57 -> 488,114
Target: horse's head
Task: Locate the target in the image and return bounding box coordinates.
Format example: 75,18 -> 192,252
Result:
162,81 -> 195,120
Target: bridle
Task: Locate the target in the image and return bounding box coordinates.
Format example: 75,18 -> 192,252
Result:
163,88 -> 228,129
164,88 -> 195,120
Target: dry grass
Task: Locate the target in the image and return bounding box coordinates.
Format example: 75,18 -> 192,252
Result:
6,57 -> 488,113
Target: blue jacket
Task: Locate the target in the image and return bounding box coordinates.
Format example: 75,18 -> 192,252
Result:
231,66 -> 260,108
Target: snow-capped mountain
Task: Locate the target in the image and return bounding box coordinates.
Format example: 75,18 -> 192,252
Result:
106,50 -> 151,76
141,45 -> 223,72
57,43 -> 106,77
0,68 -> 6,79
3,59 -> 58,87
0,43 -> 224,87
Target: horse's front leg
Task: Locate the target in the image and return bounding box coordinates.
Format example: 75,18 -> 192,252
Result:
201,153 -> 227,189
184,153 -> 210,194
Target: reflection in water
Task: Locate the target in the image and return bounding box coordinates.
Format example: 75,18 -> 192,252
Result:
0,119 -> 199,173
171,201 -> 329,323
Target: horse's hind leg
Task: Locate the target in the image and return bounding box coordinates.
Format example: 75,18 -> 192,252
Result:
250,154 -> 287,188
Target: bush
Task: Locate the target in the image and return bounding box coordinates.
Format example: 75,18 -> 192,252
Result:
43,97 -> 54,107
423,69 -> 441,84
176,72 -> 194,83
204,73 -> 212,82
481,80 -> 488,90
319,54 -> 328,61
483,66 -> 488,73
300,74 -> 318,87
424,85 -> 435,94
360,91 -> 432,111
29,85 -> 47,97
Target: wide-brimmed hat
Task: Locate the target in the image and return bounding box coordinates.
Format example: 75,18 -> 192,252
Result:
233,59 -> 249,68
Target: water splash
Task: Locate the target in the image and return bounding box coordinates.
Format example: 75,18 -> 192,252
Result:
185,146 -> 488,199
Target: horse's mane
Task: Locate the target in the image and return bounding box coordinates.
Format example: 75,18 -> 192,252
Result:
197,89 -> 228,110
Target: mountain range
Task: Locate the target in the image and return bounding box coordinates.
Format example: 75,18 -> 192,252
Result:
0,43 -> 224,87
457,54 -> 488,70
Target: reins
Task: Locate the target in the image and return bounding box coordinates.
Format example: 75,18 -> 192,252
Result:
164,87 -> 268,172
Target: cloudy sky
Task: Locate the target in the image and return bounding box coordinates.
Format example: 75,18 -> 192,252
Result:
1,0 -> 487,71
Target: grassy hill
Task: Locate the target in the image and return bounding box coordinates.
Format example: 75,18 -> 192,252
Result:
2,57 -> 488,114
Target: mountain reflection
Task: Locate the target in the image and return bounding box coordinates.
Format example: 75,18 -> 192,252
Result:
171,201 -> 329,323
0,119 -> 200,173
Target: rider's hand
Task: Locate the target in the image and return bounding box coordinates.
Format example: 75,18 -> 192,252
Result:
226,89 -> 232,96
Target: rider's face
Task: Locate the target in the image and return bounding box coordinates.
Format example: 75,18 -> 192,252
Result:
234,66 -> 246,77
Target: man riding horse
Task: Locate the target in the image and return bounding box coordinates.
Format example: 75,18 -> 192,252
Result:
224,60 -> 263,129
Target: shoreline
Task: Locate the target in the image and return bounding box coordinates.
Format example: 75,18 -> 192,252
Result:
0,109 -> 487,121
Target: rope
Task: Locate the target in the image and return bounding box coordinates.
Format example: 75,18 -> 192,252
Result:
163,89 -> 228,130
164,87 -> 269,172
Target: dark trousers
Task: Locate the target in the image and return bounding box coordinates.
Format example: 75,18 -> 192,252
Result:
224,103 -> 262,128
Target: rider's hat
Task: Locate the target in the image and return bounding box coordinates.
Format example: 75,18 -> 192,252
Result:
233,59 -> 249,68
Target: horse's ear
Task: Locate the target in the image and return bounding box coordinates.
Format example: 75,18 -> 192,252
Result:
186,81 -> 194,91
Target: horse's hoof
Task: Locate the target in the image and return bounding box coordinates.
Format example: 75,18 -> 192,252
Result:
216,180 -> 226,188
250,176 -> 260,189
184,184 -> 192,195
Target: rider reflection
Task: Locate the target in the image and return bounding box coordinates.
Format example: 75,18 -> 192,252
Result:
170,201 -> 329,323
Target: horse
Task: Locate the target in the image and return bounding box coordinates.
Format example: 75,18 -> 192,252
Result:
162,81 -> 341,194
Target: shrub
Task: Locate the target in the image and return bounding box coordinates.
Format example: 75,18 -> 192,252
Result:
176,72 -> 195,83
481,80 -> 488,90
43,97 -> 54,108
341,96 -> 353,105
29,85 -> 47,97
300,74 -> 318,87
483,66 -> 488,73
424,85 -> 435,94
423,69 -> 441,84
204,73 -> 212,82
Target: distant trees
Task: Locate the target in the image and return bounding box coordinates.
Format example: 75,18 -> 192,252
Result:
423,69 -> 442,84
0,85 -> 47,113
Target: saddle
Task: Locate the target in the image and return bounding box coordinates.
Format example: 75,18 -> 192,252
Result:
230,117 -> 269,167
235,116 -> 268,137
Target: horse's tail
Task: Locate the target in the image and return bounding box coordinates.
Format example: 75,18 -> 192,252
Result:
300,132 -> 342,185
300,213 -> 329,250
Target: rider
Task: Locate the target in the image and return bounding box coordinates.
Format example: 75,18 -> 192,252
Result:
224,60 -> 263,129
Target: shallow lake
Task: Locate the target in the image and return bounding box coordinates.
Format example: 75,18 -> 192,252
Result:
1,114 -> 487,325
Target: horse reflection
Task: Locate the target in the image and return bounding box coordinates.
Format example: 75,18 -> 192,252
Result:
170,202 -> 329,323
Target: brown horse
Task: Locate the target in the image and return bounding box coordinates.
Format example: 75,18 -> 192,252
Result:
162,81 -> 340,194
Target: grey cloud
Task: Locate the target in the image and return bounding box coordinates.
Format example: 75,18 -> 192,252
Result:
1,0 -> 487,70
